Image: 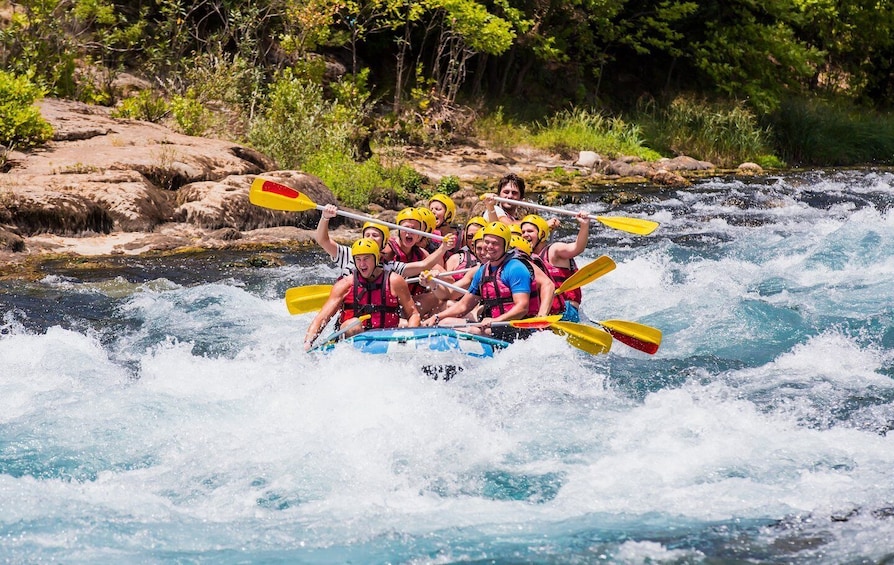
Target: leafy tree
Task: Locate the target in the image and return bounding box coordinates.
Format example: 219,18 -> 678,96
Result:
685,0 -> 821,112
791,0 -> 894,108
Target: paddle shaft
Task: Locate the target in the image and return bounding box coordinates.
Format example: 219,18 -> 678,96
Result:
488,195 -> 658,235
326,206 -> 443,242
428,277 -> 472,295
405,267 -> 476,284
490,195 -> 600,222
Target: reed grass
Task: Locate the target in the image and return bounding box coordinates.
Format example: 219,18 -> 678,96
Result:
476,106 -> 662,161
637,96 -> 775,168
769,99 -> 894,166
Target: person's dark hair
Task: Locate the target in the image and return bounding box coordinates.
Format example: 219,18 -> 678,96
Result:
497,173 -> 525,199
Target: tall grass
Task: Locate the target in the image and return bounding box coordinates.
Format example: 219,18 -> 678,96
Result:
638,96 -> 777,168
476,106 -> 662,161
768,98 -> 894,167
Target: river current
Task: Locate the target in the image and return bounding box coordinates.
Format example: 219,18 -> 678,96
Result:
2,169 -> 894,563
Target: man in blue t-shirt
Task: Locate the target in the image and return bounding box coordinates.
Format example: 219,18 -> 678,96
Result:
421,222 -> 533,342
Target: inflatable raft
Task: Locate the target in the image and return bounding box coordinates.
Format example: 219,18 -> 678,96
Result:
317,326 -> 510,380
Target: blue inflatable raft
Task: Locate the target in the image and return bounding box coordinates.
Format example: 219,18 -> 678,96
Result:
318,327 -> 510,380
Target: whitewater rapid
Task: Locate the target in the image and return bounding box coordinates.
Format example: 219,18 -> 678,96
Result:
2,169 -> 894,563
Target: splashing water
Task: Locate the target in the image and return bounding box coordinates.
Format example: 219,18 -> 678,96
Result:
2,170 -> 894,563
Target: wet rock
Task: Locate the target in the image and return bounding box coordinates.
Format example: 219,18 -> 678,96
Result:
650,169 -> 690,187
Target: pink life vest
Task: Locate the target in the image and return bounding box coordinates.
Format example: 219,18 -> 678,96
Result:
536,244 -> 581,305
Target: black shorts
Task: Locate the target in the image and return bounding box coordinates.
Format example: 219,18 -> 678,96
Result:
490,325 -> 534,343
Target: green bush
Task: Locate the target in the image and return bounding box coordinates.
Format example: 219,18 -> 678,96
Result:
0,70 -> 53,148
170,91 -> 211,136
248,69 -> 371,169
437,175 -> 461,195
111,90 -> 169,122
303,149 -> 421,209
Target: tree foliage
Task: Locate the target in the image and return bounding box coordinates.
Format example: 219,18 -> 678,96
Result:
1,0 -> 892,132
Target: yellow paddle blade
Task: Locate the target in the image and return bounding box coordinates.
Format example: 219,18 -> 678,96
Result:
555,255 -> 616,295
594,215 -> 659,236
284,284 -> 333,315
598,319 -> 662,354
249,177 -> 319,212
507,314 -> 562,329
550,321 -> 612,355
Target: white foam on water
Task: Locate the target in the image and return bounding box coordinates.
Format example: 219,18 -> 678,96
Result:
4,171 -> 894,561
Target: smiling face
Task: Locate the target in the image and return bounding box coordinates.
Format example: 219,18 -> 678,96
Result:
498,182 -> 521,212
473,239 -> 487,259
520,223 -> 540,246
482,234 -> 507,262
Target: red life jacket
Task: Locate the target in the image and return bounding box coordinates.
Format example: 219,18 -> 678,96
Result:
515,250 -> 568,317
537,244 -> 581,305
479,256 -> 531,318
339,269 -> 400,329
387,237 -> 428,295
452,246 -> 480,281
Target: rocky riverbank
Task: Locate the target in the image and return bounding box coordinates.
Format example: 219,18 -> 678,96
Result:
0,98 -> 761,278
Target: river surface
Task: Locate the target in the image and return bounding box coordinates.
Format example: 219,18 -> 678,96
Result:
2,169 -> 894,563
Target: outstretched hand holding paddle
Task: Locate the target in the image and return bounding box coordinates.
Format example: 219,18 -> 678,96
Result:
250,177 -> 443,241
484,195 -> 659,235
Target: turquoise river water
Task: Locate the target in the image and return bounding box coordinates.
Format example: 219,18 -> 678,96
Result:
2,169 -> 894,563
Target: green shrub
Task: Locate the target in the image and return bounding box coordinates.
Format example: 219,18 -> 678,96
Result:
170,91 -> 211,136
436,175 -> 461,195
248,70 -> 367,169
111,90 -> 169,122
302,149 -> 421,209
0,70 -> 53,148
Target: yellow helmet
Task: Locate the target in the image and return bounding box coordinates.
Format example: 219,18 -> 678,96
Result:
351,237 -> 380,264
509,223 -> 522,236
471,229 -> 486,242
429,193 -> 456,224
466,216 -> 487,230
521,214 -> 551,242
396,207 -> 423,230
481,221 -> 512,253
415,207 -> 437,233
361,221 -> 390,242
510,234 -> 532,255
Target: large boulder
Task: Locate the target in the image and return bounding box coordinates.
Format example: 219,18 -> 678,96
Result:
174,171 -> 336,230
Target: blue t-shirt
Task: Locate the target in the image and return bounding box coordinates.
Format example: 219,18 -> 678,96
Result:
469,257 -> 531,297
